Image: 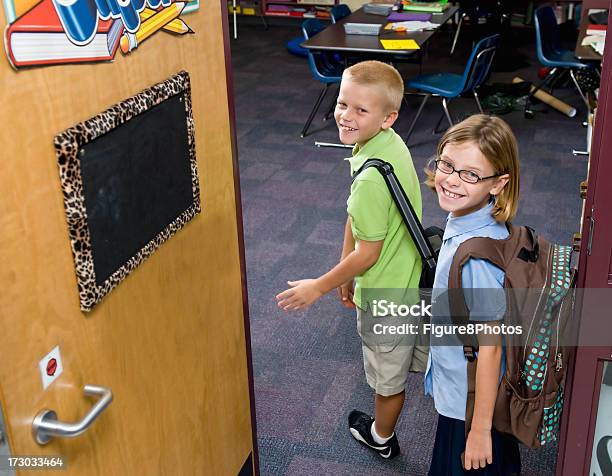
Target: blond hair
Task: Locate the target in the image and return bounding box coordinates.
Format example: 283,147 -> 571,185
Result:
343,60 -> 404,112
424,114 -> 520,222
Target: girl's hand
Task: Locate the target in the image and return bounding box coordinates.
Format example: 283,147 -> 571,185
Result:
463,428 -> 492,470
276,280 -> 323,311
337,281 -> 355,309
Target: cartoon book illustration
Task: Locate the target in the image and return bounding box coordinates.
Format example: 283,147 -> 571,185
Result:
4,0 -> 124,68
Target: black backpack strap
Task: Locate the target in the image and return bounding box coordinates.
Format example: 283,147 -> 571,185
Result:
352,158 -> 436,271
518,226 -> 539,262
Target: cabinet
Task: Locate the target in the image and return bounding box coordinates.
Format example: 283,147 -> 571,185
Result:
228,0 -> 336,20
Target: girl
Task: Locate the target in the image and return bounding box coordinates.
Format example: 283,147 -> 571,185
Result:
424,114 -> 521,475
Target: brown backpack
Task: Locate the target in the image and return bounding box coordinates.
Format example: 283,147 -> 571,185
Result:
448,224 -> 576,448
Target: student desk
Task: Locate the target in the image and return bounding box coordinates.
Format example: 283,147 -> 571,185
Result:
574,0 -> 607,61
301,6 -> 459,58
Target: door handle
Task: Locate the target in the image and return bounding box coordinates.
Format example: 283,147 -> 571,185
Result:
32,385 -> 113,445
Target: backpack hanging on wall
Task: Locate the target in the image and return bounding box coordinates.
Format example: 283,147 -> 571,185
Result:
448,225 -> 576,448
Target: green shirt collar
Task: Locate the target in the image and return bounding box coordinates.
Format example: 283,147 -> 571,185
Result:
345,128 -> 395,174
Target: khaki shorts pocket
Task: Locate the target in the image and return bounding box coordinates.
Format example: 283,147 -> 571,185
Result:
356,306 -> 412,353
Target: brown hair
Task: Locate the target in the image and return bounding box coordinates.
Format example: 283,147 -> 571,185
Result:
424,114 -> 520,222
343,60 -> 404,112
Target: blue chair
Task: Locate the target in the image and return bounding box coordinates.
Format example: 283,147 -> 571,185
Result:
331,4 -> 351,23
528,5 -> 595,114
286,37 -> 308,58
405,34 -> 500,141
301,19 -> 344,138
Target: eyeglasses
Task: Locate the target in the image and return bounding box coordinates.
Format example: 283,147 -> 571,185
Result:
433,159 -> 502,184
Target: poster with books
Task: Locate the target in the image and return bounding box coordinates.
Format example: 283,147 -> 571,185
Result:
2,0 -> 198,68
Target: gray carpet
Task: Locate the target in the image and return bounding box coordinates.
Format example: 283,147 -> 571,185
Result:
231,18 -> 588,475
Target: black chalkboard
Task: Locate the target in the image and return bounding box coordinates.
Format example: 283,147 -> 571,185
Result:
55,71 -> 200,312
80,93 -> 192,285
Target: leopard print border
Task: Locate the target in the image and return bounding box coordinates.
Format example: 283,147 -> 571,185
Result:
54,71 -> 201,312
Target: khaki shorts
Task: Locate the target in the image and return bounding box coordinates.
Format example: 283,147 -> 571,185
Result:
356,305 -> 429,397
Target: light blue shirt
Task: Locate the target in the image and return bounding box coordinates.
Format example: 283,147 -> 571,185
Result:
424,201 -> 509,421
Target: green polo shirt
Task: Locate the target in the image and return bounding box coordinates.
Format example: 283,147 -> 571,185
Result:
346,128 -> 422,309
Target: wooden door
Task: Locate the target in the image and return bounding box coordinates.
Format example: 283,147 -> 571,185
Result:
556,4 -> 612,475
0,1 -> 257,475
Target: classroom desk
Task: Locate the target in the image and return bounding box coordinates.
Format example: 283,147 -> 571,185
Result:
575,0 -> 607,60
301,6 -> 459,57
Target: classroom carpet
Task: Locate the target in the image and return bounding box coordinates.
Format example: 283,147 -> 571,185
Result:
230,18 -> 588,476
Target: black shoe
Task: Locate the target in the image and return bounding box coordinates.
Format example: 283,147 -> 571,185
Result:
348,410 -> 400,459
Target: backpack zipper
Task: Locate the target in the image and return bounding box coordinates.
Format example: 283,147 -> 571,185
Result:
555,352 -> 563,372
520,243 -> 553,381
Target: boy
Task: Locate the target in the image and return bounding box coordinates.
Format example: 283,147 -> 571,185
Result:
276,61 -> 423,459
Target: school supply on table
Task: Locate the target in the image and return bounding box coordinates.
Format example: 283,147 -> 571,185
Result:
449,226 -> 576,448
363,2 -> 393,16
343,22 -> 382,36
582,34 -> 606,56
352,159 -> 443,292
588,9 -> 608,25
380,39 -> 419,49
4,0 -> 123,68
587,38 -> 605,55
387,11 -> 431,21
402,1 -> 449,13
585,23 -> 607,55
587,24 -> 607,36
384,20 -> 438,32
265,4 -> 291,15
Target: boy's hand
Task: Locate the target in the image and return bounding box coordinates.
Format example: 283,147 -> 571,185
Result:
276,279 -> 323,311
337,281 -> 355,309
463,428 -> 492,470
